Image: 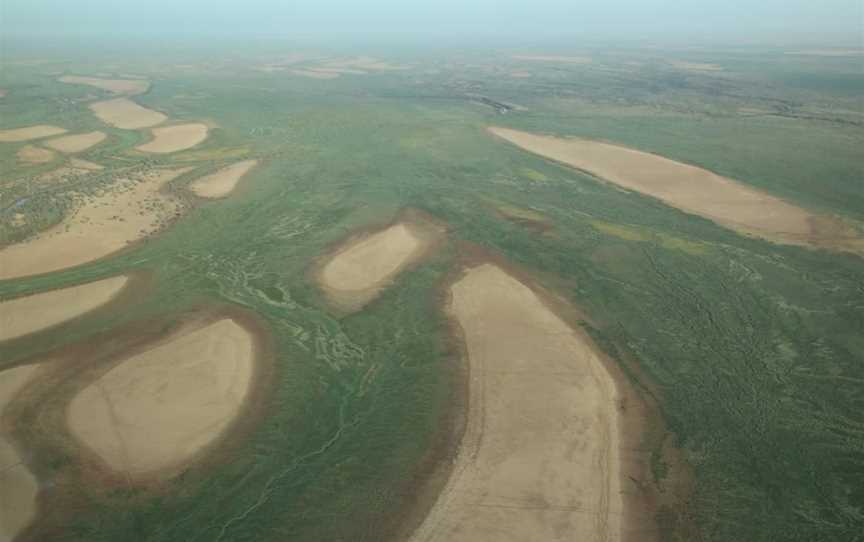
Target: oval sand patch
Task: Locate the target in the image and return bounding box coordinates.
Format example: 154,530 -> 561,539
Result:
59,76 -> 149,95
43,131 -> 107,153
67,318 -> 255,476
0,276 -> 128,342
0,125 -> 67,143
189,160 -> 258,198
410,264 -> 623,542
89,98 -> 166,130
16,145 -> 55,164
0,364 -> 42,541
136,123 -> 209,154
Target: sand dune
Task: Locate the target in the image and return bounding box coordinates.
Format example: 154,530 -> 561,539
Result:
43,131 -> 107,153
136,123 -> 208,153
488,126 -> 862,250
411,264 -> 623,542
0,125 -> 67,142
59,76 -> 150,95
68,319 -> 255,476
89,98 -> 166,130
318,222 -> 428,310
189,159 -> 258,198
0,276 -> 128,342
0,364 -> 42,542
512,55 -> 592,64
0,168 -> 188,280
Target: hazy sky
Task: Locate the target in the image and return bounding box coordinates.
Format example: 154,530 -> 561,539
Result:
3,0 -> 862,44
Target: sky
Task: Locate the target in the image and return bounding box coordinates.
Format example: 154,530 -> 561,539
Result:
2,0 -> 862,44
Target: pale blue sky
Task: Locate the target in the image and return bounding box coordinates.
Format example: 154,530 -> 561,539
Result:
3,0 -> 862,43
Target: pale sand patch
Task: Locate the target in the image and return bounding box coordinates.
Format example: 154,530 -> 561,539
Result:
42,131 -> 107,153
12,213 -> 27,227
488,127 -> 862,250
0,168 -> 188,280
189,159 -> 258,198
411,264 -> 623,542
319,222 -> 427,309
311,67 -> 368,75
68,158 -> 104,171
59,76 -> 150,95
321,57 -> 407,71
0,125 -> 67,143
291,69 -> 340,79
0,364 -> 42,542
669,61 -> 723,71
0,276 -> 127,342
89,98 -> 167,130
512,54 -> 592,64
786,49 -> 863,57
67,319 -> 255,476
16,145 -> 55,164
135,123 -> 208,154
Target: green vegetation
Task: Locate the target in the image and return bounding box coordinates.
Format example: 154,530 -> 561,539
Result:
1,44 -> 863,541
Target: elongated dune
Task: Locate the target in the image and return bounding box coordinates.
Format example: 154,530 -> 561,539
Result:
89,98 -> 166,130
189,159 -> 258,198
318,222 -> 428,310
59,76 -> 149,95
43,131 -> 107,153
17,145 -> 55,164
0,125 -> 67,142
0,168 -> 188,280
68,318 -> 255,476
136,123 -> 208,153
0,364 -> 42,542
411,264 -> 623,542
0,276 -> 128,342
489,127 -> 862,250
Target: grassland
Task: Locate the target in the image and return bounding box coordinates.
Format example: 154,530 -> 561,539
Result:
0,42 -> 862,542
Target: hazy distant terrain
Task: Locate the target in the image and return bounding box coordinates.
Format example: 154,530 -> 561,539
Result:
1,41 -> 863,542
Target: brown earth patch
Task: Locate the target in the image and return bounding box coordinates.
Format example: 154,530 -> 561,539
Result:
189,159 -> 258,198
408,263 -> 626,542
89,98 -> 167,130
58,76 -> 149,95
0,168 -> 191,280
488,126 -> 864,252
0,125 -> 67,143
0,364 -> 42,542
315,214 -> 445,312
67,318 -> 255,477
16,145 -> 55,164
135,123 -> 209,153
42,131 -> 107,153
0,276 -> 128,342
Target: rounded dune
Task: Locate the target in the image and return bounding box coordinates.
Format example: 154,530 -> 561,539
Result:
0,125 -> 67,142
67,318 -> 256,476
43,131 -> 107,153
136,123 -> 209,153
89,98 -> 166,130
189,159 -> 258,198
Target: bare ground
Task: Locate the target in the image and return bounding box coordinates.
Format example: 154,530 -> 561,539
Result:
42,131 -> 107,153
135,123 -> 209,153
0,168 -> 190,280
16,145 -> 55,164
488,126 -> 864,252
0,125 -> 67,143
0,277 -> 128,342
89,98 -> 167,130
58,76 -> 150,95
189,159 -> 258,198
67,318 -> 255,477
408,263 -> 625,542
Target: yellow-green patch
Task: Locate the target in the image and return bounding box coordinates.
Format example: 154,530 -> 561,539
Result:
590,219 -> 709,255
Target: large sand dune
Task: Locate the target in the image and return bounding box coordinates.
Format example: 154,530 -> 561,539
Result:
0,168 -> 188,280
59,76 -> 149,95
136,123 -> 208,153
411,264 -> 623,542
489,127 -> 861,250
318,222 -> 428,310
0,125 -> 67,142
0,364 -> 42,542
89,98 -> 166,130
0,276 -> 128,342
67,319 -> 255,476
189,159 -> 258,198
16,145 -> 55,164
43,131 -> 107,153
